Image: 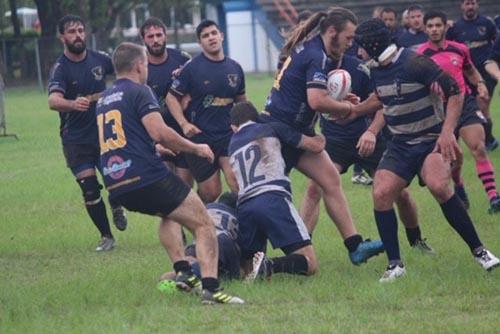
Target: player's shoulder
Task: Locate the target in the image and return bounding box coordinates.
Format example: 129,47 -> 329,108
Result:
88,49 -> 112,62
167,47 -> 191,61
447,40 -> 469,53
225,56 -> 244,71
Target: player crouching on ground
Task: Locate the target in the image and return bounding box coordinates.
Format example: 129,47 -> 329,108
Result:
229,101 -> 324,280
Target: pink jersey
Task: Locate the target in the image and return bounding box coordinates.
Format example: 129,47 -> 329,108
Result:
417,40 -> 473,94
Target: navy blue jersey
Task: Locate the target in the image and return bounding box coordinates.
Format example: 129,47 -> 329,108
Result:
206,202 -> 238,241
396,30 -> 428,50
229,122 -> 301,203
48,50 -> 114,145
320,55 -> 374,141
390,27 -> 405,41
447,15 -> 497,68
147,48 -> 190,128
488,35 -> 500,63
370,49 -> 446,145
169,53 -> 245,142
96,78 -> 169,198
265,35 -> 334,133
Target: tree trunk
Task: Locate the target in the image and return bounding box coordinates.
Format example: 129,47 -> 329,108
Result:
8,0 -> 21,37
34,0 -> 63,37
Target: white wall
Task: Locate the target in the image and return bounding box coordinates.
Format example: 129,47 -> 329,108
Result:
226,11 -> 279,73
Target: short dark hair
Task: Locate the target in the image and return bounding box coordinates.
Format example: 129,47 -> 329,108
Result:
381,7 -> 397,17
407,4 -> 424,13
230,101 -> 258,126
58,15 -> 85,35
140,17 -> 167,38
423,10 -> 447,25
112,42 -> 146,74
196,19 -> 220,39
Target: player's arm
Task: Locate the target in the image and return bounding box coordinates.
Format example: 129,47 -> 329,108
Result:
350,93 -> 383,119
142,112 -> 213,163
234,94 -> 246,103
463,64 -> 489,99
356,109 -> 385,157
485,60 -> 500,82
297,133 -> 325,153
307,88 -> 352,119
165,92 -> 201,138
48,92 -> 90,112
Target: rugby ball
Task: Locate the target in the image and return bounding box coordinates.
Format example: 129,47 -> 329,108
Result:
327,69 -> 351,101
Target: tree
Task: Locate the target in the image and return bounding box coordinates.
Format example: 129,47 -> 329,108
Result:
8,0 -> 21,36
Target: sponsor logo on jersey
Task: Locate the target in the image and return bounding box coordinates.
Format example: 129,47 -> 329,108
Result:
103,155 -> 132,180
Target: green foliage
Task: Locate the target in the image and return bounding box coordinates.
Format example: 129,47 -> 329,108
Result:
0,76 -> 499,333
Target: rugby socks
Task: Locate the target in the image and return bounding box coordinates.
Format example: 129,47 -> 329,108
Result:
344,234 -> 363,253
271,254 -> 308,275
405,227 -> 422,246
374,209 -> 401,261
201,277 -> 220,292
484,118 -> 494,144
85,199 -> 113,238
476,159 -> 498,201
173,260 -> 192,274
440,194 -> 482,252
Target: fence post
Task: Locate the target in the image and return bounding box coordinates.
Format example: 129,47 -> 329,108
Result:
34,37 -> 43,93
1,39 -> 6,75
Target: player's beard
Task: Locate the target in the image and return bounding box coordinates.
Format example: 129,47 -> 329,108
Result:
147,42 -> 166,57
464,9 -> 477,20
67,39 -> 86,55
329,35 -> 343,59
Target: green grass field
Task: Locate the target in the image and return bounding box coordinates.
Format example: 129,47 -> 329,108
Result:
1,74 -> 499,333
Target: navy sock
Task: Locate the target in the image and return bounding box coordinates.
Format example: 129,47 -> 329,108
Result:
272,254 -> 309,275
173,260 -> 192,274
405,227 -> 422,246
85,199 -> 113,238
374,209 -> 400,262
440,194 -> 482,252
353,163 -> 363,175
344,234 -> 363,253
484,118 -> 494,143
201,277 -> 219,292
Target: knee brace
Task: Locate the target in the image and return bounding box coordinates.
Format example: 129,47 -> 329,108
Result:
77,175 -> 103,206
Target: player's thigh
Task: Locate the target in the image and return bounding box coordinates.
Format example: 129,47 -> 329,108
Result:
420,152 -> 451,190
168,190 -> 214,233
297,150 -> 342,189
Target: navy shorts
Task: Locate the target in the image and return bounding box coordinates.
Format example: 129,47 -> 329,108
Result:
377,140 -> 436,185
113,175 -> 190,217
325,136 -> 387,174
62,143 -> 100,175
186,233 -> 241,280
163,152 -> 189,169
258,113 -> 314,173
456,95 -> 486,130
185,136 -> 230,182
237,191 -> 311,259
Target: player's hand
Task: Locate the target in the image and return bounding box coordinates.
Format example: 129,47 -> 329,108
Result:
356,130 -> 376,157
477,83 -> 489,100
195,144 -> 214,163
344,93 -> 360,105
310,134 -> 326,153
181,122 -> 201,138
155,143 -> 177,157
72,97 -> 90,111
434,129 -> 462,163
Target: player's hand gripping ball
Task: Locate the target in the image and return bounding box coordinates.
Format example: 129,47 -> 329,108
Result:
157,280 -> 177,294
327,69 -> 352,101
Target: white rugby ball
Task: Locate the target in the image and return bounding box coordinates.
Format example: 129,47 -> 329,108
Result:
327,69 -> 351,101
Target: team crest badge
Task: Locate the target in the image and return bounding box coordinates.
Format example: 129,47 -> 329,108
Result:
477,26 -> 487,36
91,66 -> 104,81
227,74 -> 239,88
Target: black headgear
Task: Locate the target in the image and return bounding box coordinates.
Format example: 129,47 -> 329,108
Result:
218,192 -> 238,209
354,19 -> 392,60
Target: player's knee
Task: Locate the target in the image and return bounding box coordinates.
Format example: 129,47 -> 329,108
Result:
396,188 -> 411,204
197,185 -> 221,203
470,142 -> 487,160
77,175 -> 103,206
306,256 -> 319,275
372,185 -> 394,208
426,177 -> 452,202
